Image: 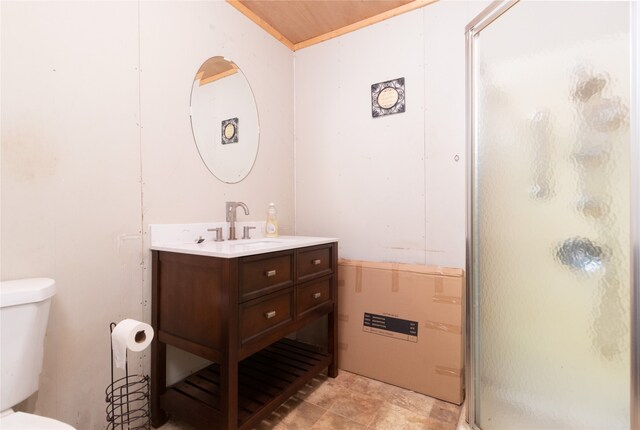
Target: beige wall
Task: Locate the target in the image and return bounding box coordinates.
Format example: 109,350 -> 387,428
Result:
1,1 -> 293,428
294,0 -> 489,269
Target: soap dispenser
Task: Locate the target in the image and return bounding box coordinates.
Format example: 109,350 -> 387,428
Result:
265,203 -> 279,238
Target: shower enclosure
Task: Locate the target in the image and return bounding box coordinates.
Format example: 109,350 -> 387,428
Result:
466,1 -> 639,429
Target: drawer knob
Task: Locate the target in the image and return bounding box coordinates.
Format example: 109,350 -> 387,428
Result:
264,269 -> 277,277
312,292 -> 321,299
265,310 -> 276,319
312,259 -> 322,265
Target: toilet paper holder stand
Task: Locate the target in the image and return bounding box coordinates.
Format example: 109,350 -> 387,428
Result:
105,322 -> 151,430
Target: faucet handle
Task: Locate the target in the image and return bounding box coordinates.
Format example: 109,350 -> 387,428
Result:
207,227 -> 224,242
242,226 -> 256,240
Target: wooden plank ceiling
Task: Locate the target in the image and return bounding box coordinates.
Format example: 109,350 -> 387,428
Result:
227,0 -> 437,51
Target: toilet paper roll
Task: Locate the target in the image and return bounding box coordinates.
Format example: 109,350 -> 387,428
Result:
111,319 -> 154,370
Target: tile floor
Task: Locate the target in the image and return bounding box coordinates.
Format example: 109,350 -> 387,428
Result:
157,370 -> 461,430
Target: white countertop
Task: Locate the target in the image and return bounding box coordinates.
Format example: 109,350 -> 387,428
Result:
149,224 -> 337,258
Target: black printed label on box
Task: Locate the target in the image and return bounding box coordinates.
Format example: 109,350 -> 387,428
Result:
362,312 -> 418,342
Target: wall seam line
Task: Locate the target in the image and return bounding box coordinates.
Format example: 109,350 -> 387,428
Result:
137,0 -> 145,332
423,6 -> 428,266
293,51 -> 297,235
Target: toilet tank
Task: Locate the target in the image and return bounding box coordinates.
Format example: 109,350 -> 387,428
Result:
0,278 -> 56,411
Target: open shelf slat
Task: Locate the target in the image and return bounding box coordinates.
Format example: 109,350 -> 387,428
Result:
162,338 -> 330,429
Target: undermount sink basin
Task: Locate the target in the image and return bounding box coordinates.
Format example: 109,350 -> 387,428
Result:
237,238 -> 288,245
241,239 -> 285,247
149,224 -> 337,258
196,237 -> 298,250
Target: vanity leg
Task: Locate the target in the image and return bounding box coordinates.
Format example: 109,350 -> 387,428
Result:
150,340 -> 168,428
150,250 -> 168,428
328,306 -> 339,378
220,359 -> 239,430
221,258 -> 239,429
328,249 -> 339,378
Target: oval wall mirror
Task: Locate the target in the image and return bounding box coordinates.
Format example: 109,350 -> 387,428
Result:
190,56 -> 259,183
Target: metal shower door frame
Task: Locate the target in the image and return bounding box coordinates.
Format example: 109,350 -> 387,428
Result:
464,1 -> 639,429
630,2 -> 639,428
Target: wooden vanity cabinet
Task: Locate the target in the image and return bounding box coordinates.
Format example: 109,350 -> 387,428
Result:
150,242 -> 338,430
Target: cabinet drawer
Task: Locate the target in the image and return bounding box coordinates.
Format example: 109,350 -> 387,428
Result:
296,278 -> 331,317
239,252 -> 294,302
240,289 -> 294,344
296,245 -> 333,282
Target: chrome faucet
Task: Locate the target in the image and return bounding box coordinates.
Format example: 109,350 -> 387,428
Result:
226,201 -> 249,241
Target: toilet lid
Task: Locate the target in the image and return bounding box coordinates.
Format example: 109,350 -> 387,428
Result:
1,412 -> 76,429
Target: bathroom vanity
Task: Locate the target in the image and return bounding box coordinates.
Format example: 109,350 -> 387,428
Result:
150,234 -> 338,430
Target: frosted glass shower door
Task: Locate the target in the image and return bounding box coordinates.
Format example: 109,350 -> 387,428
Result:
470,1 -> 631,429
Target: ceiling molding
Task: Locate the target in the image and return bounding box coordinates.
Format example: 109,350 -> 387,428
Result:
228,0 -> 296,50
227,0 -> 439,52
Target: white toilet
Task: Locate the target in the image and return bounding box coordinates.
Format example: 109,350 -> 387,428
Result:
0,278 -> 76,429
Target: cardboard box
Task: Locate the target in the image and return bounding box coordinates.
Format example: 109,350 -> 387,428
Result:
338,259 -> 465,404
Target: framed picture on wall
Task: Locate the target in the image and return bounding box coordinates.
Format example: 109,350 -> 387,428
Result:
371,77 -> 405,117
